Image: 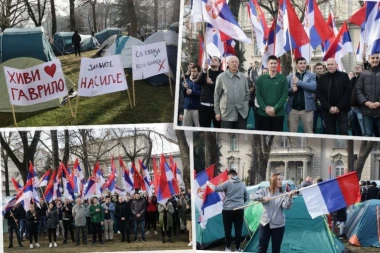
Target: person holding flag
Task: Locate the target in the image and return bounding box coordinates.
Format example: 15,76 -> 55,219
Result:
4,204 -> 24,248
250,173 -> 297,253
208,169 -> 248,252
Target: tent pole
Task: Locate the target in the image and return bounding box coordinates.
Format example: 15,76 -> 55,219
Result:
133,79 -> 136,107
67,92 -> 74,118
11,105 -> 17,127
168,72 -> 173,97
74,92 -> 80,118
125,74 -> 133,108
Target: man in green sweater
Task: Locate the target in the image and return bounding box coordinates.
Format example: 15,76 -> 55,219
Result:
255,55 -> 288,131
89,197 -> 104,245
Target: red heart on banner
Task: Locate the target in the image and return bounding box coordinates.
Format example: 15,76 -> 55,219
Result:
44,64 -> 57,78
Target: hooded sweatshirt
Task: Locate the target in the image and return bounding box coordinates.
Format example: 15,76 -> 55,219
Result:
214,176 -> 248,210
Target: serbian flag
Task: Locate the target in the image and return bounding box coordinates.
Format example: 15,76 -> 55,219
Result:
131,162 -> 143,190
364,1 -> 379,47
191,0 -> 251,43
16,162 -> 40,211
152,156 -> 160,192
301,172 -> 360,219
83,162 -> 105,199
261,20 -> 276,69
200,169 -> 228,228
120,157 -> 134,193
38,170 -> 51,187
139,160 -> 152,196
367,3 -> 380,55
43,171 -> 57,203
105,157 -> 117,194
247,0 -> 269,55
174,163 -> 184,186
11,178 -> 22,193
205,23 -> 225,59
194,164 -> 215,216
156,154 -> 180,204
323,22 -> 353,62
61,163 -> 75,200
73,158 -> 85,194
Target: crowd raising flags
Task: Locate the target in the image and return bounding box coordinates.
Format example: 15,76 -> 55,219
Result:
189,0 -> 380,70
4,155 -> 183,212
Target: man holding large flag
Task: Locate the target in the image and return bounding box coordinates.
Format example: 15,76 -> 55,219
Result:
208,169 -> 248,252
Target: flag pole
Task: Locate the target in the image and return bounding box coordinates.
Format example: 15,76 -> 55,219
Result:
168,71 -> 173,97
74,92 -> 80,118
233,192 -> 293,210
125,74 -> 133,108
287,29 -> 295,74
10,210 -> 19,226
67,91 -> 74,118
201,10 -> 209,79
11,104 -> 17,127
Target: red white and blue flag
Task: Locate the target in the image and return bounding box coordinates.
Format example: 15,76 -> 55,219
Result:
61,163 -> 75,200
301,172 -> 360,219
43,171 -> 57,203
349,4 -> 367,61
38,170 -> 51,188
155,155 -> 180,204
120,156 -> 134,193
16,162 -> 40,211
11,178 -> 22,193
105,157 -> 117,194
323,22 -> 353,62
83,162 -> 105,199
367,3 -> 380,55
247,0 -> 269,55
194,164 -> 215,221
191,0 -> 251,43
139,159 -> 152,196
73,158 -> 85,195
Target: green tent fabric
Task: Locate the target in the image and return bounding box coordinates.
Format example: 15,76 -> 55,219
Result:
244,196 -> 348,253
196,208 -> 249,249
0,57 -> 74,113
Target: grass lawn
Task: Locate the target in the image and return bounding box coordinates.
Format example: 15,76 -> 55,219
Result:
0,50 -> 175,127
3,225 -> 190,252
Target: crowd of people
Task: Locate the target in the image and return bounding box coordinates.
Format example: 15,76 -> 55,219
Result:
4,190 -> 192,249
178,53 -> 380,136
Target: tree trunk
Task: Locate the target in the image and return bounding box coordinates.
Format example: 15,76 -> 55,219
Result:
175,130 -> 190,190
154,0 -> 158,30
1,150 -> 10,196
171,0 -> 180,24
281,52 -> 292,76
79,130 -> 90,178
62,130 -> 70,167
250,134 -> 260,185
355,141 -> 375,180
50,0 -> 57,35
204,132 -> 218,175
127,0 -> 137,37
70,0 -> 75,30
51,130 -> 60,170
92,0 -> 97,32
257,135 -> 274,182
347,139 -> 355,172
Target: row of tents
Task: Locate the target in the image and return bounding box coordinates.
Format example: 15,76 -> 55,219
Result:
0,26 -> 178,113
196,180 -> 380,252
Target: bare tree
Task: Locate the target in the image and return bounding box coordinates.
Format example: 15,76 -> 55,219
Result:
250,135 -> 275,183
23,0 -> 48,26
347,140 -> 376,180
0,131 -> 41,183
69,0 -> 75,30
127,0 -> 137,36
50,0 -> 56,34
0,0 -> 27,31
204,132 -> 218,176
1,132 -> 14,196
175,130 -> 190,189
153,0 -> 158,30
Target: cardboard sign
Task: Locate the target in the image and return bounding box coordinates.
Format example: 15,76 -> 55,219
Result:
132,41 -> 169,80
4,59 -> 68,106
78,55 -> 128,97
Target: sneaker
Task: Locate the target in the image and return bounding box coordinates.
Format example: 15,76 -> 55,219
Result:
18,243 -> 24,247
54,242 -> 57,247
145,231 -> 150,235
235,249 -> 242,252
154,230 -> 158,235
225,247 -> 231,252
188,242 -> 193,246
134,240 -> 138,243
30,244 -> 34,249
142,239 -> 146,242
49,243 -> 52,248
117,231 -> 121,234
339,235 -> 345,240
62,240 -> 67,244
35,243 -> 40,247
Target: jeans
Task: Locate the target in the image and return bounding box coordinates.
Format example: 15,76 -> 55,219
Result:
19,219 -> 26,240
257,224 -> 285,253
362,115 -> 380,137
48,228 -> 57,243
28,222 -> 39,244
38,216 -> 46,234
134,220 -> 145,241
350,108 -> 364,136
8,223 -> 22,246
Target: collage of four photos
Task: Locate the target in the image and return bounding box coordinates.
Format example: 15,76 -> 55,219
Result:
1,0 -> 380,252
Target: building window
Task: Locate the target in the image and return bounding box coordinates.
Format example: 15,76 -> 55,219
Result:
230,162 -> 237,171
335,139 -> 346,148
335,160 -> 345,177
230,134 -> 238,151
281,137 -> 289,148
296,137 -> 306,147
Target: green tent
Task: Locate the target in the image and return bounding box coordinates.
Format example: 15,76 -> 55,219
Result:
0,57 -> 74,113
244,196 -> 348,253
196,208 -> 250,249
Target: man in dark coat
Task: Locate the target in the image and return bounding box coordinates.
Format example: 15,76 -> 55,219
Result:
72,31 -> 81,57
4,203 -> 24,248
367,181 -> 380,200
131,192 -> 146,242
115,196 -> 131,242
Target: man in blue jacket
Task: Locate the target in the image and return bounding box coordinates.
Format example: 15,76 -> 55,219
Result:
287,57 -> 317,133
181,65 -> 201,126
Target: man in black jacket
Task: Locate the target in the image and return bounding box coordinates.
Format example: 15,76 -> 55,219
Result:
197,56 -> 223,128
5,203 -> 24,248
72,31 -> 81,57
115,196 -> 131,242
350,64 -> 364,136
355,53 -> 380,136
316,58 -> 352,135
62,199 -> 75,244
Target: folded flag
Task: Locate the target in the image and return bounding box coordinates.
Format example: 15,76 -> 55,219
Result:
301,171 -> 360,219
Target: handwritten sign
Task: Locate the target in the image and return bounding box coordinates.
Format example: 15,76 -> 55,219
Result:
132,42 -> 169,80
4,59 -> 68,106
78,55 -> 128,97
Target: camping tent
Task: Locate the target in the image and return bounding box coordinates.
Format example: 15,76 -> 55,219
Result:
244,197 -> 348,253
52,33 -> 97,55
345,200 -> 380,247
1,27 -> 55,63
94,35 -> 118,57
95,28 -> 122,44
0,57 -> 74,113
145,30 -> 178,46
196,208 -> 249,249
103,36 -> 145,69
80,35 -> 99,51
246,180 -> 296,195
168,22 -> 179,33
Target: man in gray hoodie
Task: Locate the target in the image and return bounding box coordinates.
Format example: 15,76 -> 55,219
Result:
209,169 -> 248,252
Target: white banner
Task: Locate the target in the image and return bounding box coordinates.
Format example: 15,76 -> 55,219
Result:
78,55 -> 128,97
4,59 -> 68,106
132,41 -> 169,80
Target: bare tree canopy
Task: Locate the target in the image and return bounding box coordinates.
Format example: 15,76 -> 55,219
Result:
0,0 -> 28,31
